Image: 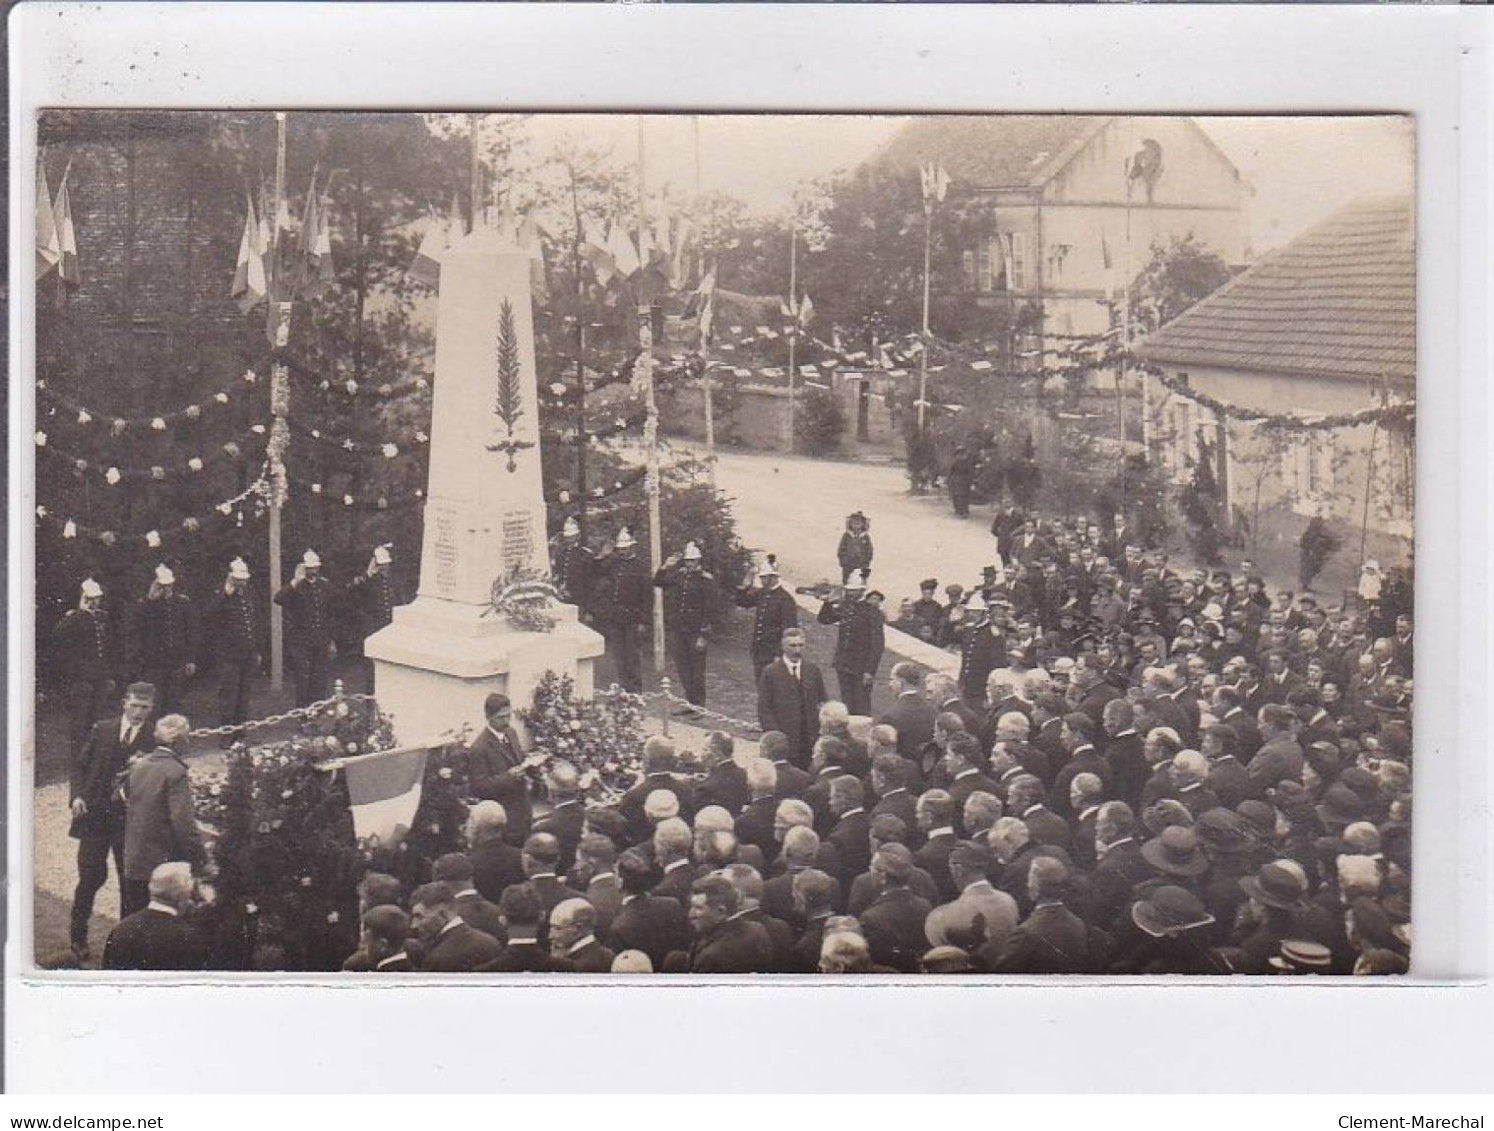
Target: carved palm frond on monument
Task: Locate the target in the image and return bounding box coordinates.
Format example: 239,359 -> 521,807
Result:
487,298 -> 535,472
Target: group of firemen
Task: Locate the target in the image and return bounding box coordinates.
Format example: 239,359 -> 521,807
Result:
50,545 -> 401,751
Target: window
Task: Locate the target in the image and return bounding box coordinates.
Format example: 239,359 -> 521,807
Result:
1010,232 -> 1029,292
978,240 -> 994,293
1283,429 -> 1335,512
962,250 -> 976,290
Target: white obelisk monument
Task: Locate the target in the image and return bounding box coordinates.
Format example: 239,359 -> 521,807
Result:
366,226 -> 604,744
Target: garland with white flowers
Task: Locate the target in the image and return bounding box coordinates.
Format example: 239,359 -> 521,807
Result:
35,424 -> 269,483
35,369 -> 263,432
35,464 -> 272,548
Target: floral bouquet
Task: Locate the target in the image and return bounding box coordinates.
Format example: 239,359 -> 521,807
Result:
521,671 -> 647,798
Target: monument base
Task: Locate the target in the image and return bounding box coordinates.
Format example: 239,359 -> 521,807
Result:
364,596 -> 606,747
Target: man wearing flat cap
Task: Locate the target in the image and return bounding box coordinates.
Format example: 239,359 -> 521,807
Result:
274,548 -> 335,706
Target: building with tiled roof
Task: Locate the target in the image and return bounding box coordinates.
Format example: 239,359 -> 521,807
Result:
1137,196 -> 1414,548
874,115 -> 1249,343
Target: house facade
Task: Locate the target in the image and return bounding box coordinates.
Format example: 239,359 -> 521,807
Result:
876,115 -> 1249,344
1136,196 -> 1415,554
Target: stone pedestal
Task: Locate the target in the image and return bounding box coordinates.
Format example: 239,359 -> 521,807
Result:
366,226 -> 604,745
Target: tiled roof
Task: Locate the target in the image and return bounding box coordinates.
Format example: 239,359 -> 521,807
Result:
1137,196 -> 1414,384
874,115 -> 1110,189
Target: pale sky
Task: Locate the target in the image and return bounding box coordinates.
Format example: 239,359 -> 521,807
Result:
511,113 -> 1413,255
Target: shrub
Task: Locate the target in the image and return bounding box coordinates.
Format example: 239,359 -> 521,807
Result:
1179,430 -> 1225,565
794,385 -> 847,457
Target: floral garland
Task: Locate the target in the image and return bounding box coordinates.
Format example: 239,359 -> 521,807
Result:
35,466 -> 272,548
289,419 -> 430,456
34,369 -> 261,433
35,424 -> 269,483
487,565 -> 561,633
521,671 -> 647,799
286,474 -> 426,513
548,466 -> 647,508
1148,365 -> 1415,433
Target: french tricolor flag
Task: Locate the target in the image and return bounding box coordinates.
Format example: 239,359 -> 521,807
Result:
339,743 -> 432,846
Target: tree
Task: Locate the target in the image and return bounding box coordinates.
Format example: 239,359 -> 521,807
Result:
1298,516 -> 1343,592
1128,233 -> 1233,335
798,163 -> 1003,352
1179,428 -> 1226,565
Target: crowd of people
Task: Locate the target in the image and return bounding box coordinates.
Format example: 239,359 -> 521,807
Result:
82,505 -> 1413,976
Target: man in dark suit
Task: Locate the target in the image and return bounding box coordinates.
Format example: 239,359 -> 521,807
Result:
121,714 -> 205,918
478,886 -> 573,973
531,760 -> 586,876
512,834 -> 586,936
759,731 -> 812,799
69,681 -> 156,959
696,731 -> 749,814
913,790 -> 960,902
722,864 -> 795,972
735,757 -> 782,862
649,818 -> 696,905
618,737 -> 696,843
1048,714 -> 1112,819
802,736 -> 852,836
825,776 -> 872,885
1089,802 -> 1152,930
877,662 -> 936,760
577,835 -> 625,934
1259,649 -> 1303,705
869,755 -> 918,843
925,673 -> 983,744
671,875 -> 773,973
606,849 -> 689,969
1213,687 -> 1263,758
1201,724 -> 1256,808
467,801 -> 526,903
787,869 -> 840,973
101,862 -> 206,971
1009,773 -> 1071,851
762,825 -> 842,926
985,857 -> 1098,974
432,853 -> 507,946
549,897 -> 616,973
1248,704 -> 1306,791
1101,699 -> 1149,811
943,733 -> 1001,831
411,881 -> 504,972
847,816 -> 941,914
352,904 -> 415,973
467,693 -> 536,846
735,557 -> 800,681
858,844 -> 934,973
757,628 -> 828,768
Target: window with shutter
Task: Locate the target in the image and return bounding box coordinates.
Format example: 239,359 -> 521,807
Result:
1011,232 -> 1029,292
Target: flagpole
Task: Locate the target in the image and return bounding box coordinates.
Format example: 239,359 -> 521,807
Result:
787,221 -> 798,449
638,117 -> 667,676
469,113 -> 481,232
267,110 -> 288,693
694,116 -> 716,485
569,163 -> 589,540
918,188 -> 933,433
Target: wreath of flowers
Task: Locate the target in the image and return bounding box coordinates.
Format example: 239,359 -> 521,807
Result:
488,565 -> 561,633
521,671 -> 647,798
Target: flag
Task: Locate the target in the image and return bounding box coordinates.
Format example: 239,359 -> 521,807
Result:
407,206 -> 446,288
580,216 -> 617,285
669,216 -> 694,289
54,165 -> 79,285
341,743 -> 432,845
607,218 -> 641,277
313,193 -> 335,291
920,160 -> 950,206
516,215 -> 548,302
695,264 -> 717,343
36,161 -> 60,276
231,195 -> 268,313
798,292 -> 815,328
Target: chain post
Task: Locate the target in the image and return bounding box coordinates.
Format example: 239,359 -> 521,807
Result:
659,676 -> 672,736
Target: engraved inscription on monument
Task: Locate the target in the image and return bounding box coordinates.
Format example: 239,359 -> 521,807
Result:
431,501 -> 462,596
501,507 -> 535,573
